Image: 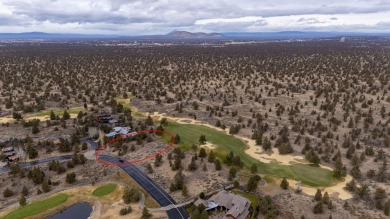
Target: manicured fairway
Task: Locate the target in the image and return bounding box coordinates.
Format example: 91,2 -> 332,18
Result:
92,183 -> 117,197
4,194 -> 69,219
161,121 -> 334,187
32,107 -> 85,117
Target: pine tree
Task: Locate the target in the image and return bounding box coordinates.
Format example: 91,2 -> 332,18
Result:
154,154 -> 162,167
146,163 -> 153,174
350,164 -> 362,179
250,164 -> 258,174
207,150 -> 215,163
356,183 -> 370,199
384,200 -> 390,216
262,137 -> 272,151
141,207 -> 152,219
333,157 -> 347,178
313,201 -> 324,214
50,110 -> 56,120
305,149 -> 320,166
19,194 -> 27,206
224,151 -> 234,165
200,210 -> 209,219
314,189 -> 323,201
174,134 -> 181,144
3,188 -> 13,197
345,179 -> 357,192
328,200 -> 333,209
188,157 -> 198,171
199,135 -> 206,144
63,110 -> 70,120
323,191 -> 330,204
228,167 -> 237,181
191,209 -> 201,219
32,124 -> 40,134
66,172 -> 76,184
145,116 -> 154,126
182,185 -> 189,197
246,175 -> 261,192
172,155 -> 182,171
42,180 -> 51,193
199,148 -> 207,158
21,185 -> 29,196
280,177 -> 289,190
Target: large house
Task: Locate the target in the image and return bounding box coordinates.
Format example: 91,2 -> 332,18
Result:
1,146 -> 19,162
194,190 -> 251,219
105,127 -> 133,138
96,114 -> 118,125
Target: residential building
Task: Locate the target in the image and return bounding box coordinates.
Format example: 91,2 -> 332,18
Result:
194,190 -> 251,219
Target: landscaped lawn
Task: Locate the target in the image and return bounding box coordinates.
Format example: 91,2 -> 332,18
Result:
92,183 -> 118,197
160,121 -> 334,187
4,194 -> 69,219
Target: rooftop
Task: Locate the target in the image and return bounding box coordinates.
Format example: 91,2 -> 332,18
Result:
105,127 -> 132,137
208,190 -> 251,219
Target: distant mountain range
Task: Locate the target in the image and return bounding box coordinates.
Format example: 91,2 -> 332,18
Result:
0,32 -> 119,39
165,30 -> 224,39
0,30 -> 389,40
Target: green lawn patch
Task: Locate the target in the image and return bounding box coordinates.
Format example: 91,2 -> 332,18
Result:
31,107 -> 85,117
160,121 -> 334,187
4,194 -> 69,219
115,94 -> 145,118
92,183 -> 117,197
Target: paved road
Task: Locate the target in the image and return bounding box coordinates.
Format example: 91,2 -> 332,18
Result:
0,138 -> 188,218
0,155 -> 72,173
0,139 -> 95,173
99,155 -> 188,219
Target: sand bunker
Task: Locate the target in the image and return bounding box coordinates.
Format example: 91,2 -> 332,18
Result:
287,174 -> 353,200
200,142 -> 217,150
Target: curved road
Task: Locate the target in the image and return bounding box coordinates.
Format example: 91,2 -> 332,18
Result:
99,155 -> 188,219
1,138 -> 188,218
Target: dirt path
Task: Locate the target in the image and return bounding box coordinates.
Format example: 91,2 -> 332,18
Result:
148,112 -> 353,200
88,201 -> 102,219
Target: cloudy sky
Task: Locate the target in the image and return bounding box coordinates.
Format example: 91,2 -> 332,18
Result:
1,0 -> 390,35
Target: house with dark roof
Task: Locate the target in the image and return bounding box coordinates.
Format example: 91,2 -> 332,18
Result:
194,190 -> 251,219
96,114 -> 118,125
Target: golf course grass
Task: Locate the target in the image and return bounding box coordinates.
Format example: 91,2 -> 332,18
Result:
31,107 -> 85,117
160,121 -> 334,187
92,183 -> 117,197
115,94 -> 146,118
4,194 -> 69,219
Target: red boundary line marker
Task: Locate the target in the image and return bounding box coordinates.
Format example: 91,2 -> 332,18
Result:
95,129 -> 175,166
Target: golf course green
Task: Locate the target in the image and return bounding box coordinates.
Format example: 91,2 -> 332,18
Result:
4,194 -> 69,219
92,183 -> 117,197
160,121 -> 334,187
